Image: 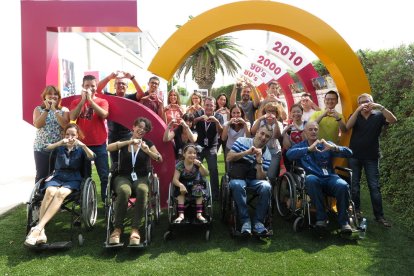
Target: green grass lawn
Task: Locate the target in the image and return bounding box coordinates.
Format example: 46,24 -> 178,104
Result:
1,154 -> 414,275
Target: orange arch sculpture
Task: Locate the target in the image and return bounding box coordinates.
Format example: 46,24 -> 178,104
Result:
148,0 -> 370,144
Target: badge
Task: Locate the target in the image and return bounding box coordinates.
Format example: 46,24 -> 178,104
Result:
322,168 -> 329,176
204,138 -> 209,146
131,172 -> 138,181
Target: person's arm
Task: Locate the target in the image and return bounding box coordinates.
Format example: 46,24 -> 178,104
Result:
286,143 -> 310,161
172,169 -> 188,195
282,126 -> 292,150
142,144 -> 163,163
321,140 -> 353,158
255,151 -> 267,180
250,83 -> 261,108
45,139 -> 66,151
346,105 -> 363,130
373,103 -> 397,124
251,118 -> 264,135
97,72 -> 117,93
221,122 -> 230,141
194,159 -> 209,177
33,106 -> 48,128
227,146 -> 255,162
273,121 -> 282,139
335,113 -> 347,133
107,139 -> 132,152
70,92 -> 87,121
163,121 -> 176,142
123,72 -> 145,100
88,94 -> 108,119
182,122 -> 197,143
311,110 -> 327,124
229,83 -> 238,106
244,121 -> 251,137
158,103 -> 165,120
76,139 -> 95,160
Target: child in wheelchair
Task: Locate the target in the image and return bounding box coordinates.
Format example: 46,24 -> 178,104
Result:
172,143 -> 209,224
25,123 -> 95,247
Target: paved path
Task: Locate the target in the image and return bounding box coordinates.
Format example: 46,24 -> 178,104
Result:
0,175 -> 33,216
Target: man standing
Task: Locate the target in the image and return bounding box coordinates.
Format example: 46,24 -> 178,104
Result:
194,96 -> 223,199
227,124 -> 273,235
139,76 -> 164,119
300,92 -> 320,122
286,121 -> 353,233
229,82 -> 260,125
309,90 -> 347,144
97,71 -> 145,164
70,75 -> 109,201
346,93 -> 397,227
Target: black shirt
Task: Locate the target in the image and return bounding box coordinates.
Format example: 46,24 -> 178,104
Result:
117,138 -> 154,177
194,111 -> 224,149
105,92 -> 138,141
349,111 -> 387,159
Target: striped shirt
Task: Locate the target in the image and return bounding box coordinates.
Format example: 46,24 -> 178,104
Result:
230,137 -> 272,172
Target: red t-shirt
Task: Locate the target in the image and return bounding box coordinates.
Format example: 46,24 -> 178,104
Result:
70,97 -> 109,146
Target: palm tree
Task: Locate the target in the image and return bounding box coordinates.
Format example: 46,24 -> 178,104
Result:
176,35 -> 243,91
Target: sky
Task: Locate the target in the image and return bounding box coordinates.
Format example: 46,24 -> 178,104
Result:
137,0 -> 414,87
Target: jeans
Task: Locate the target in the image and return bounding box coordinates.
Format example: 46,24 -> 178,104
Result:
305,174 -> 349,225
34,150 -> 56,183
199,147 -> 219,199
113,175 -> 148,229
229,178 -> 271,224
85,143 -> 109,201
348,158 -> 384,219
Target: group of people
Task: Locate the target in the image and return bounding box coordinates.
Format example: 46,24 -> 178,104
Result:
26,72 -> 397,246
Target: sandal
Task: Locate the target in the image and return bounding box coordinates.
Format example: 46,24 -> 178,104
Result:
109,228 -> 122,244
376,217 -> 392,228
196,215 -> 208,224
37,229 -> 47,244
129,229 -> 141,246
24,226 -> 42,247
174,215 -> 184,224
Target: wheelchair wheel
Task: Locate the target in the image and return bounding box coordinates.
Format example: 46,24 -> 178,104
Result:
205,181 -> 213,221
293,216 -> 305,232
220,175 -> 229,222
26,180 -> 42,234
152,175 -> 161,223
81,178 -> 97,229
275,172 -> 297,220
167,183 -> 176,223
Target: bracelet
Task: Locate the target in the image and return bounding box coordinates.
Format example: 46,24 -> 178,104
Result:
256,162 -> 263,165
130,75 -> 135,80
336,118 -> 341,121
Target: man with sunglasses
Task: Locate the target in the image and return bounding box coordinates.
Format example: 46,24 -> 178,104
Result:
346,93 -> 397,227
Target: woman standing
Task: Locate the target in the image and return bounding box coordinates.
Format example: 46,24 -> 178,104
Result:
186,91 -> 204,116
164,89 -> 184,125
107,117 -> 163,245
33,85 -> 69,183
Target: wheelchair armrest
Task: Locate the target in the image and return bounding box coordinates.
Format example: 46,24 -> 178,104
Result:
292,166 -> 305,175
335,166 -> 352,174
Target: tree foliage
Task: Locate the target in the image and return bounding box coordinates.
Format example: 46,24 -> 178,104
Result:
176,33 -> 243,91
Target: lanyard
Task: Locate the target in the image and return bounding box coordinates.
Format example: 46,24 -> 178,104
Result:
131,144 -> 140,169
205,121 -> 212,132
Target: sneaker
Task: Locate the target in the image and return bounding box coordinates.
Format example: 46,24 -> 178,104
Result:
37,229 -> 47,244
376,217 -> 392,228
253,222 -> 268,235
341,223 -> 352,233
241,221 -> 251,234
315,220 -> 327,228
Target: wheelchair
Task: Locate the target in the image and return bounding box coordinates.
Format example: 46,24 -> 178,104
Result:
220,173 -> 274,238
274,164 -> 365,238
26,176 -> 98,249
164,179 -> 213,241
104,161 -> 160,248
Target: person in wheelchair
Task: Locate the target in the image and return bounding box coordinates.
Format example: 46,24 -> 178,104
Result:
286,121 -> 353,233
226,124 -> 273,235
106,117 -> 162,246
172,143 -> 209,223
25,123 -> 95,247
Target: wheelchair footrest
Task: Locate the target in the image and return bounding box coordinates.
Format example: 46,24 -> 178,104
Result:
28,241 -> 72,250
104,242 -> 124,248
127,242 -> 146,248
